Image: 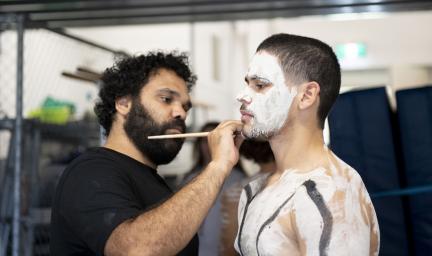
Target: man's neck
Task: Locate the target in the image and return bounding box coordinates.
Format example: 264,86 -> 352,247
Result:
269,122 -> 327,175
103,127 -> 156,169
259,161 -> 276,173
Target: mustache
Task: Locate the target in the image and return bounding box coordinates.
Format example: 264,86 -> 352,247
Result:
240,104 -> 254,115
161,118 -> 186,133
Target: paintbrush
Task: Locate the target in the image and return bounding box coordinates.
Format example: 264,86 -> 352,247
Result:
148,132 -> 210,139
148,131 -> 244,140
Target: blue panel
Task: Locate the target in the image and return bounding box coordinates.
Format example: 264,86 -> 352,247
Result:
329,87 -> 409,256
396,85 -> 432,256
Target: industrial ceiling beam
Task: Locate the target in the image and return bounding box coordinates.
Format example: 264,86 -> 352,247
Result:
1,0 -> 431,28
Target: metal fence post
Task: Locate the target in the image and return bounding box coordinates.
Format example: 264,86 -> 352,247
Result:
12,13 -> 24,256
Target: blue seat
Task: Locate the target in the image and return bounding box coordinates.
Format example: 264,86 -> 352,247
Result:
329,87 -> 409,256
396,85 -> 432,256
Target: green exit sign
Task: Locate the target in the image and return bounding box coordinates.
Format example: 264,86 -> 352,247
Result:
335,43 -> 367,60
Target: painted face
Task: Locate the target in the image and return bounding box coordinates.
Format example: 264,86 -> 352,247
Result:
237,51 -> 297,139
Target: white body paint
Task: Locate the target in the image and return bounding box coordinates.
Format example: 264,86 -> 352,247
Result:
234,152 -> 380,256
237,52 -> 297,138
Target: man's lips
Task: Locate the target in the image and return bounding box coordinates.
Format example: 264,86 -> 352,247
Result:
240,110 -> 253,117
165,128 -> 184,135
240,110 -> 254,122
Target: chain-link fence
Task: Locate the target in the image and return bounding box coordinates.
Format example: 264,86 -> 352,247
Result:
0,14 -> 118,255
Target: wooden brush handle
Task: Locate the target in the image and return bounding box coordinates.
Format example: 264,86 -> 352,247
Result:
148,132 -> 210,139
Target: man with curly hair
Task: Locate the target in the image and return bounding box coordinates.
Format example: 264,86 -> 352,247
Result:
50,51 -> 244,256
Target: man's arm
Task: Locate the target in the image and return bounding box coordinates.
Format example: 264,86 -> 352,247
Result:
105,120 -> 244,256
219,185 -> 243,256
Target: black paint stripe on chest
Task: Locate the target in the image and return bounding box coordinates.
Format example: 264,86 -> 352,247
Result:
253,180 -> 333,256
303,180 -> 333,256
255,192 -> 296,256
237,184 -> 258,256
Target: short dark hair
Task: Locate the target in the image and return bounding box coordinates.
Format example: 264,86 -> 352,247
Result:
94,51 -> 197,136
256,33 -> 341,129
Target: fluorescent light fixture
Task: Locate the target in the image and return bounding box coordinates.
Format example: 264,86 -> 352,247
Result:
326,12 -> 389,21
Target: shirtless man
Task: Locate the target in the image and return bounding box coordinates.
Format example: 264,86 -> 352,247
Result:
235,34 -> 380,256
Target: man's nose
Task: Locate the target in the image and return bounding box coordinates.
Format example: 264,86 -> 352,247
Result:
172,104 -> 187,120
236,93 -> 252,104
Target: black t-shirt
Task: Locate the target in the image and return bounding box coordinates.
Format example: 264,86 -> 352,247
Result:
50,147 -> 199,255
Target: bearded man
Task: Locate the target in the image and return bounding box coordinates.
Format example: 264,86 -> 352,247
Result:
50,52 -> 244,256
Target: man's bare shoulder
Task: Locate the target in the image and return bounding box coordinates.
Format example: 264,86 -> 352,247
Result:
284,153 -> 380,256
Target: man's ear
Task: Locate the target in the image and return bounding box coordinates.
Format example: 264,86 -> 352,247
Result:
299,82 -> 320,110
115,96 -> 132,116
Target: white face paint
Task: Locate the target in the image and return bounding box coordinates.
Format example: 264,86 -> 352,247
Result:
237,51 -> 297,138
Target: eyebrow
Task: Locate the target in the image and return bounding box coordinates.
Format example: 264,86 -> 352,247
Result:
158,88 -> 180,97
157,88 -> 193,110
244,75 -> 271,84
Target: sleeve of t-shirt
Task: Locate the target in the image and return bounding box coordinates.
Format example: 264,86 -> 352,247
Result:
58,158 -> 142,255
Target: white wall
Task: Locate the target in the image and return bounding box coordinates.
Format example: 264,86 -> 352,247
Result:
65,11 -> 432,175
2,11 -> 431,173
66,23 -> 192,55
272,12 -> 432,68
69,11 -> 432,116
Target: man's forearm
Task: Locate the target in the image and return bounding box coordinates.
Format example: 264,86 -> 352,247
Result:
105,161 -> 230,256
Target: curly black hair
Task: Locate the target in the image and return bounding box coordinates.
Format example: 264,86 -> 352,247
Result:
94,51 -> 197,136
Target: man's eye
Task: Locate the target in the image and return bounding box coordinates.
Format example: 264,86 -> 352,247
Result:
161,96 -> 172,103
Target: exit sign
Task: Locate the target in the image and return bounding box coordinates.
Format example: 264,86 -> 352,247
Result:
335,43 -> 367,60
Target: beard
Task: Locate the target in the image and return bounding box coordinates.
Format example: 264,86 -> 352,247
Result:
240,104 -> 278,140
124,100 -> 186,166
